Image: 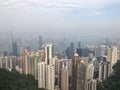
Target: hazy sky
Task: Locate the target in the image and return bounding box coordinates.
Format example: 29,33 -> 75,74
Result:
0,0 -> 120,40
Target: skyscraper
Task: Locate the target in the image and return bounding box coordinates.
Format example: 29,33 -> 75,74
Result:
60,65 -> 68,90
53,56 -> 60,87
70,42 -> 74,59
72,53 -> 81,90
107,46 -> 117,73
38,43 -> 55,90
39,35 -> 42,50
10,30 -> 18,56
72,53 -> 87,90
76,61 -> 87,90
98,60 -> 111,82
87,79 -> 97,90
86,61 -> 97,90
38,62 -> 46,88
45,44 -> 53,65
12,42 -> 18,56
46,65 -> 55,90
22,50 -> 40,78
95,45 -> 106,58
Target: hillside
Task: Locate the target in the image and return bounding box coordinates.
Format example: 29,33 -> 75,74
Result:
0,68 -> 46,90
97,60 -> 120,90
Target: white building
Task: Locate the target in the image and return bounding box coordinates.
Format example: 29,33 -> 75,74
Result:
45,44 -> 53,65
38,62 -> 46,88
107,46 -> 117,73
99,61 -> 111,82
46,65 -> 55,90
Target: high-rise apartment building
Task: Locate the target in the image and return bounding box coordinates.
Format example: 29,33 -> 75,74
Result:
107,46 -> 117,73
86,61 -> 97,90
72,53 -> 81,90
87,79 -> 97,90
76,61 -> 87,90
60,65 -> 68,90
22,50 -> 40,79
95,45 -> 107,58
38,44 -> 55,90
53,56 -> 60,87
72,53 -> 87,90
46,65 -> 55,90
38,62 -> 46,88
45,44 -> 53,65
98,61 -> 111,82
38,63 -> 55,90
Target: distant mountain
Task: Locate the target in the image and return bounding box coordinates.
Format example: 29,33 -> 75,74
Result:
0,68 -> 46,90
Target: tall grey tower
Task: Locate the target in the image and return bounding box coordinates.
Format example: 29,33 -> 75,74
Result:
10,30 -> 18,56
39,35 -> 42,50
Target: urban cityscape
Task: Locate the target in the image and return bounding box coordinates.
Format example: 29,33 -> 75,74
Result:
0,34 -> 120,90
0,0 -> 120,90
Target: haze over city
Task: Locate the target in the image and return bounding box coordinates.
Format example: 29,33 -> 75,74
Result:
0,0 -> 120,41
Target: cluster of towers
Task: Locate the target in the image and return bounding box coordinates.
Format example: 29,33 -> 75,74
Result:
0,37 -> 119,90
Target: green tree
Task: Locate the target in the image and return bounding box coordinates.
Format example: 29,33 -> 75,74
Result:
0,68 -> 46,90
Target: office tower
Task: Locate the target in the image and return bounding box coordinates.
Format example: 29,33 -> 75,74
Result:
65,47 -> 71,59
98,61 -> 111,82
60,65 -> 68,90
46,65 -> 55,90
10,30 -> 14,54
39,35 -> 42,50
70,42 -> 74,58
38,62 -> 46,88
107,46 -> 117,73
65,42 -> 74,59
10,30 -> 18,56
45,44 -> 53,65
12,42 -> 18,56
76,48 -> 82,57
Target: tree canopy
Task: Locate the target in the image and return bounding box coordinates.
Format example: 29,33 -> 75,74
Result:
0,68 -> 46,90
97,60 -> 120,90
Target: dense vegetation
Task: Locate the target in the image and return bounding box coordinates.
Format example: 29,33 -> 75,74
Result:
0,68 -> 46,90
97,60 -> 120,90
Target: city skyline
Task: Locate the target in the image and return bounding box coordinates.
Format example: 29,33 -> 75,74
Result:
0,1 -> 120,90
